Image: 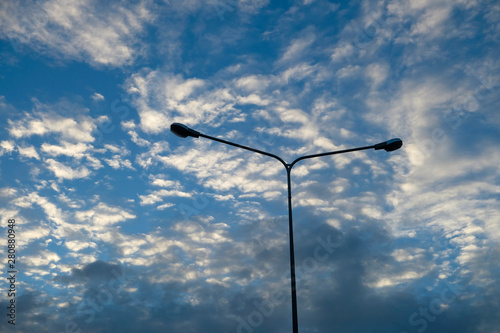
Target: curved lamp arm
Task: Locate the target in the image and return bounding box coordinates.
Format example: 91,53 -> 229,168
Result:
171,122 -> 402,170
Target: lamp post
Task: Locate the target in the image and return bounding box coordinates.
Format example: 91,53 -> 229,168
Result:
170,122 -> 402,333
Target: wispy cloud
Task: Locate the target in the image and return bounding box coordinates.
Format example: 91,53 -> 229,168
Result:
0,0 -> 154,66
8,110 -> 96,143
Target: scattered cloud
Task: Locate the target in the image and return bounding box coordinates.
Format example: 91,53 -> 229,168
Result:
0,1 -> 499,332
8,110 -> 96,143
45,158 -> 91,180
91,92 -> 105,101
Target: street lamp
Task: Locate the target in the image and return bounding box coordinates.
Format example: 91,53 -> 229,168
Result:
170,122 -> 402,333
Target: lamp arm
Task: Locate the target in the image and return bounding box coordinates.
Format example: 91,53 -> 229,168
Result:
289,145 -> 374,169
199,133 -> 288,168
199,133 -> 378,171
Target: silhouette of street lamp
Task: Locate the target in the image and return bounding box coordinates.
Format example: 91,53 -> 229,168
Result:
171,122 -> 402,333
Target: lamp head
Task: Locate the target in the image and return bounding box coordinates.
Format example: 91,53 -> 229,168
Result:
170,123 -> 200,138
374,138 -> 403,152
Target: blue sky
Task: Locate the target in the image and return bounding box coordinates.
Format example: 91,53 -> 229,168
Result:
1,0 -> 499,332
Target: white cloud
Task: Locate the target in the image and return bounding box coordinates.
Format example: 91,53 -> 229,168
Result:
160,145 -> 284,195
124,128 -> 151,147
18,145 -> 40,160
235,75 -> 271,92
0,0 -> 155,66
139,189 -> 192,206
238,94 -> 269,106
213,194 -> 235,201
364,65 -> 500,283
45,159 -> 91,180
22,250 -> 60,266
75,202 -> 136,227
392,248 -> 426,262
0,140 -> 15,154
280,63 -> 316,83
121,120 -> 136,130
112,231 -> 186,266
411,6 -> 453,37
135,141 -> 169,168
366,270 -> 426,288
12,193 -> 67,234
104,144 -> 125,154
366,77 -> 458,141
151,179 -> 178,187
330,42 -> 354,62
66,252 -> 97,264
57,193 -> 83,209
9,111 -> 96,143
85,155 -> 103,170
157,203 -> 175,210
103,155 -> 134,170
237,0 -> 270,14
41,141 -> 90,157
361,206 -> 382,219
64,240 -> 97,252
384,0 -> 485,66
0,187 -> 17,197
173,219 -> 230,244
126,69 -> 241,134
280,34 -> 316,62
365,62 -> 389,89
16,225 -> 51,247
164,76 -> 205,101
336,64 -> 361,78
91,92 -> 105,101
137,110 -> 170,134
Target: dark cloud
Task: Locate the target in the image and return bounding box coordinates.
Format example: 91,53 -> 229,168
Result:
8,228 -> 500,333
71,260 -> 123,282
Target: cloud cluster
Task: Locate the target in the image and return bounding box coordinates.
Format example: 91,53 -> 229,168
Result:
0,0 -> 499,332
0,0 -> 154,66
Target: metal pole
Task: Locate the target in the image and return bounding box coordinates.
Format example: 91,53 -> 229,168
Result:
286,165 -> 299,333
200,132 -> 300,331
